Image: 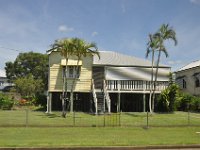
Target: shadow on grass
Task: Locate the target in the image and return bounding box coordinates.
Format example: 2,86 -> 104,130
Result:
45,113 -> 60,118
35,112 -> 62,118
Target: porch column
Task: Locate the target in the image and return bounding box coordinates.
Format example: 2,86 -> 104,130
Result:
117,92 -> 121,112
143,81 -> 146,112
46,92 -> 52,113
143,93 -> 146,112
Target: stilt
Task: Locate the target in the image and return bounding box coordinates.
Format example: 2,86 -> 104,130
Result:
70,92 -> 74,112
46,92 -> 52,113
143,93 -> 146,112
117,92 -> 121,112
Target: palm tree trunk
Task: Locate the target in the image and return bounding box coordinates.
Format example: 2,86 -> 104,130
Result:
152,50 -> 161,112
62,58 -> 68,117
149,50 -> 155,113
70,58 -> 80,113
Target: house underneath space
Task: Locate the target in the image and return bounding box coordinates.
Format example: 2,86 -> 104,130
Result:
46,50 -> 170,113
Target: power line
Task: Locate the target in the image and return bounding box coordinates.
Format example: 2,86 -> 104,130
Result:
0,46 -> 24,53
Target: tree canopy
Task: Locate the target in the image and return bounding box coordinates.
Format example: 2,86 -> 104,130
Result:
5,52 -> 48,91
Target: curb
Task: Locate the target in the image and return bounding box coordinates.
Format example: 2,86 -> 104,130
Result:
1,145 -> 200,150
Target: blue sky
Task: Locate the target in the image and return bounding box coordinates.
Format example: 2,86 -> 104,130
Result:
1,0 -> 200,76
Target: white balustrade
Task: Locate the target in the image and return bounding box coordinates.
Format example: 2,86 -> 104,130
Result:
106,80 -> 168,92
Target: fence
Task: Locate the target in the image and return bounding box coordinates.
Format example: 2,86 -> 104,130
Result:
0,110 -> 200,127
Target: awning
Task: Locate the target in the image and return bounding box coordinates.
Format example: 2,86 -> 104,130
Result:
193,72 -> 200,77
176,75 -> 186,80
61,59 -> 82,66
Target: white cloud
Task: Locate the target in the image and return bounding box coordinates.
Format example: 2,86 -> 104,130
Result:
0,69 -> 6,77
190,0 -> 200,4
58,25 -> 74,33
92,31 -> 98,37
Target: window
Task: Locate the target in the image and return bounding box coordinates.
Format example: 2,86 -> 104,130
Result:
183,79 -> 187,89
195,78 -> 200,87
62,66 -> 81,78
69,66 -> 74,78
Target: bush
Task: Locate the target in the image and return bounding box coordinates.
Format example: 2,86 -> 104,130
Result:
0,93 -> 14,110
190,96 -> 200,112
155,84 -> 179,112
176,93 -> 200,112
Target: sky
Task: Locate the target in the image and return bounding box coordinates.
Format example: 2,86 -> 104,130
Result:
1,0 -> 200,77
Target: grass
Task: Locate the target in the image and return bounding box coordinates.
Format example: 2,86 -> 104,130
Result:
0,110 -> 200,127
0,110 -> 200,147
0,127 -> 200,147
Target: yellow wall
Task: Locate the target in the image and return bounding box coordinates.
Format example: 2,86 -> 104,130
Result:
48,51 -> 93,92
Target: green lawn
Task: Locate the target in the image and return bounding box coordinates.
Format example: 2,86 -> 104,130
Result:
0,127 -> 200,147
0,110 -> 200,147
0,110 -> 200,127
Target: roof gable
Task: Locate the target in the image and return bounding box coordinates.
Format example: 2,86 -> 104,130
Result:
178,60 -> 200,72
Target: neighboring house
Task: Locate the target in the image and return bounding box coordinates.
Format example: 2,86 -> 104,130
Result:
47,50 -> 170,114
0,77 -> 14,92
175,60 -> 200,96
0,77 -> 7,87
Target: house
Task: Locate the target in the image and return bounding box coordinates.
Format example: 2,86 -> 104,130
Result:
0,77 -> 12,91
0,77 -> 7,87
46,50 -> 170,114
175,60 -> 200,96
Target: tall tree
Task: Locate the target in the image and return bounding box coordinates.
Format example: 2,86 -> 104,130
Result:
51,38 -> 74,117
14,74 -> 44,97
151,24 -> 177,112
5,52 -> 48,91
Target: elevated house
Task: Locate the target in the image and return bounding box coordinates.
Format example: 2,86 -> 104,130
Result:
47,50 -> 170,114
175,60 -> 200,96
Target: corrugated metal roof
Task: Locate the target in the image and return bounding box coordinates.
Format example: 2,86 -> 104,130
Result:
93,51 -> 168,67
178,60 -> 200,71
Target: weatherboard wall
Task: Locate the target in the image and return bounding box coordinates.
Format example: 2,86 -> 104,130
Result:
175,66 -> 200,96
48,51 -> 93,92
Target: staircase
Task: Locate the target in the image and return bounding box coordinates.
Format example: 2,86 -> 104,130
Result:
96,92 -> 104,114
92,79 -> 111,114
92,67 -> 111,114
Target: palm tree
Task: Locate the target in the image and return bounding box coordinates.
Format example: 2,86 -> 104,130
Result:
51,38 -> 74,117
69,38 -> 99,112
151,24 -> 177,111
146,34 -> 159,113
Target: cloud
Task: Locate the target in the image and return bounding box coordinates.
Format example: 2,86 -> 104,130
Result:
0,69 -> 6,77
190,0 -> 200,4
58,25 -> 74,33
92,31 -> 98,37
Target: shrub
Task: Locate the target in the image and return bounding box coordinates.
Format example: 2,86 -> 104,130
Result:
176,93 -> 190,111
190,96 -> 200,112
176,93 -> 200,112
155,84 -> 179,112
0,93 -> 14,110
